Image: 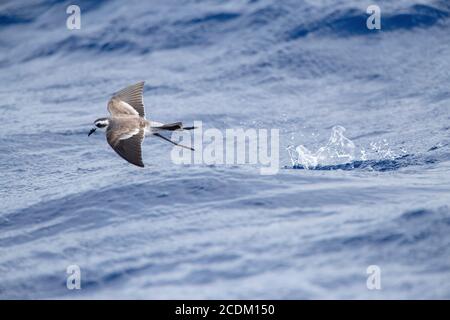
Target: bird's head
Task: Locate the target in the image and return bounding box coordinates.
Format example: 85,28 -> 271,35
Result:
88,117 -> 110,136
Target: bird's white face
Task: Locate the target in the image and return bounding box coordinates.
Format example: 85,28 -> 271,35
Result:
94,118 -> 109,130
88,118 -> 109,136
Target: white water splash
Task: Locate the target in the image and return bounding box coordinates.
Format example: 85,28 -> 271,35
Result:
288,126 -> 356,169
367,140 -> 398,160
288,126 -> 407,170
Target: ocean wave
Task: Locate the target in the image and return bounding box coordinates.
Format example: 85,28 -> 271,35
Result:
286,3 -> 449,40
2,0 -> 450,299
6,0 -> 448,64
291,153 -> 444,172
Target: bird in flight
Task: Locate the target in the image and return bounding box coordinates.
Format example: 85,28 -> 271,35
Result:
88,81 -> 195,167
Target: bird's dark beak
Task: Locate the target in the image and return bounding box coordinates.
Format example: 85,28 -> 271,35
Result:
88,128 -> 96,136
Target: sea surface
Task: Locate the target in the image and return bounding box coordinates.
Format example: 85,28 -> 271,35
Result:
0,0 -> 450,299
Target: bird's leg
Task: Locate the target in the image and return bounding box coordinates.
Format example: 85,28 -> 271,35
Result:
153,133 -> 194,151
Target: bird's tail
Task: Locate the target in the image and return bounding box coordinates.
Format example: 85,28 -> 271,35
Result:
157,122 -> 197,131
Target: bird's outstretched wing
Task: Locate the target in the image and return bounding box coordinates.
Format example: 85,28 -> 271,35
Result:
106,125 -> 145,167
107,81 -> 145,117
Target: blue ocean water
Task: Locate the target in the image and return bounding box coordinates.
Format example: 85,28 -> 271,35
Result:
0,0 -> 449,299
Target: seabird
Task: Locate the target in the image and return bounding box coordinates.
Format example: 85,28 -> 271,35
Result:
88,81 -> 195,167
